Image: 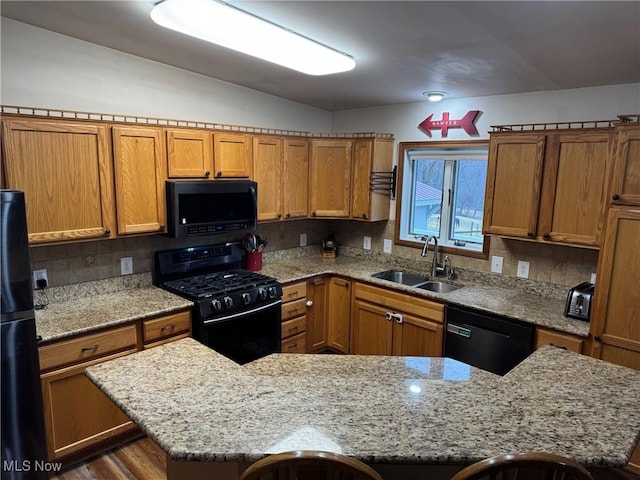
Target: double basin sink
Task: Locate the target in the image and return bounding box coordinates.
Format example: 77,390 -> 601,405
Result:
372,270 -> 461,293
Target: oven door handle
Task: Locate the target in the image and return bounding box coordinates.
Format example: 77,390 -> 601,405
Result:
203,300 -> 282,325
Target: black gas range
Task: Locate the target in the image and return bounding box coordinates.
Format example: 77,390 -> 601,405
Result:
153,242 -> 282,364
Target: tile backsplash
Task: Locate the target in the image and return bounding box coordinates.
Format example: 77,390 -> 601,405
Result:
30,218 -> 598,290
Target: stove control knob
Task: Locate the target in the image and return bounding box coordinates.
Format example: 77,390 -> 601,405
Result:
211,299 -> 222,312
268,286 -> 277,298
257,288 -> 267,300
241,292 -> 251,305
223,296 -> 234,308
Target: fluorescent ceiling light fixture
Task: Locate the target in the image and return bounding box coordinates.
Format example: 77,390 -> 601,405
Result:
150,0 -> 356,76
423,91 -> 447,102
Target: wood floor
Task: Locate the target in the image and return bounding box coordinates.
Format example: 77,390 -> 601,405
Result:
49,436 -> 640,480
49,437 -> 166,480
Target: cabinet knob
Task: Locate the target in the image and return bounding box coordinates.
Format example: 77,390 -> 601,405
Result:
527,231 -> 534,237
104,228 -> 111,235
216,171 -> 223,178
362,213 -> 367,219
277,213 -> 282,219
160,224 -> 166,230
612,194 -> 620,201
204,171 -> 211,177
286,213 -> 291,218
312,211 -> 317,217
594,335 -> 602,342
543,233 -> 551,239
306,300 -> 314,307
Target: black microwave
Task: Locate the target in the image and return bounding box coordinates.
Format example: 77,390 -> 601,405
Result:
165,180 -> 257,238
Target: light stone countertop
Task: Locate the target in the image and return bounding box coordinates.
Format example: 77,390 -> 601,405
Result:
85,339 -> 640,468
258,255 -> 590,337
35,287 -> 193,343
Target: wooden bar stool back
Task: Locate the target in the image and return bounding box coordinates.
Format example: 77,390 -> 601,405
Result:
450,452 -> 594,480
239,450 -> 384,480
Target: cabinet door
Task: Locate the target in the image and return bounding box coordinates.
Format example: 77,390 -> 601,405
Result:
327,277 -> 351,353
351,299 -> 393,355
392,314 -> 443,357
166,129 -> 213,178
352,138 -> 393,221
589,207 -> 640,370
610,123 -> 640,206
538,132 -> 612,246
253,136 -> 283,221
483,134 -> 545,239
309,140 -> 353,218
41,350 -> 136,460
213,132 -> 251,178
306,277 -> 328,352
112,126 -> 167,235
1,119 -> 115,244
283,138 -> 309,219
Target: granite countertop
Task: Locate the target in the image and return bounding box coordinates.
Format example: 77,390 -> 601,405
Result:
259,255 -> 590,337
35,286 -> 193,343
86,339 -> 640,468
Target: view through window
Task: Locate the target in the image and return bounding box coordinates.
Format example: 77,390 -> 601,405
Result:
397,142 -> 488,254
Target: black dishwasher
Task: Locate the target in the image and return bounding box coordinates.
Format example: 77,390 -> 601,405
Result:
444,305 -> 535,376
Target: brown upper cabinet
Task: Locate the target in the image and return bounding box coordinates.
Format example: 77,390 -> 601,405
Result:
610,122 -> 640,206
1,119 -> 116,244
309,139 -> 353,218
213,132 -> 252,178
166,128 -> 213,178
111,126 -> 167,235
484,129 -> 612,248
253,135 -> 283,221
352,138 -> 394,221
283,138 -> 309,220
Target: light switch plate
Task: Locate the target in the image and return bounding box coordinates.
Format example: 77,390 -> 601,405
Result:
517,260 -> 530,279
299,233 -> 307,247
491,256 -> 503,274
383,239 -> 392,254
120,257 -> 133,276
33,269 -> 48,289
363,236 -> 371,250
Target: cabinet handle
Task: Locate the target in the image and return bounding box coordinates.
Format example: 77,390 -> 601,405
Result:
385,312 -> 393,321
288,308 -> 300,315
543,233 -> 551,239
81,344 -> 99,353
395,313 -> 403,324
288,326 -> 298,333
286,213 -> 291,218
204,171 -> 211,177
335,280 -> 349,288
104,229 -> 111,235
306,300 -> 314,307
594,335 -> 602,342
160,224 -> 166,230
312,211 -> 317,217
161,323 -> 176,333
288,290 -> 299,296
288,343 -> 298,349
362,213 -> 367,219
612,194 -> 620,201
277,213 -> 282,219
216,171 -> 223,177
527,231 -> 534,237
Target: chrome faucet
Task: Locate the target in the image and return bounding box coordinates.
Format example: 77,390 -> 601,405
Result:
444,255 -> 456,281
421,236 -> 444,277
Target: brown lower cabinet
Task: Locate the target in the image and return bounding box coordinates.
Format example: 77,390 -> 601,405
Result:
38,309 -> 191,461
351,282 -> 444,356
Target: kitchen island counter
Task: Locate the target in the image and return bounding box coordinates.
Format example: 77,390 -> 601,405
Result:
86,339 -> 640,479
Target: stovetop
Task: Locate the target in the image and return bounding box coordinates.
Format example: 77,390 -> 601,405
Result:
163,269 -> 278,300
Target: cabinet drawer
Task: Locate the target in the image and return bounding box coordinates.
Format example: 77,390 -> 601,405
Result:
39,325 -> 138,371
281,298 -> 308,321
143,310 -> 191,344
281,332 -> 306,354
354,282 -> 445,323
535,327 -> 584,353
282,282 -> 307,302
282,316 -> 306,339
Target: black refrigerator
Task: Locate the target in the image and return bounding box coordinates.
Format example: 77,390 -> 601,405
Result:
1,190 -> 48,479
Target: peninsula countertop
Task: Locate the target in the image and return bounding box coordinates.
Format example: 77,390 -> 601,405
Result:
86,339 -> 640,471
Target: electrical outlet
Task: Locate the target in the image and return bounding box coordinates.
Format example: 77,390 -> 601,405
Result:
383,239 -> 392,254
590,272 -> 597,284
363,236 -> 371,250
491,256 -> 503,274
299,233 -> 307,247
120,257 -> 133,276
33,269 -> 48,289
517,260 -> 530,279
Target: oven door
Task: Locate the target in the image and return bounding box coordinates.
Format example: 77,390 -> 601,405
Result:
195,300 -> 282,364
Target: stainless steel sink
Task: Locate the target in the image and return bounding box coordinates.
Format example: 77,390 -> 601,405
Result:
416,281 -> 461,293
371,269 -> 430,287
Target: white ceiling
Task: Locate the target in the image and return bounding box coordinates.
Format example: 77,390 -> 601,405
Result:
1,1 -> 639,111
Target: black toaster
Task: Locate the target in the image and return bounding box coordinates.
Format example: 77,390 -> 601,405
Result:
564,282 -> 595,321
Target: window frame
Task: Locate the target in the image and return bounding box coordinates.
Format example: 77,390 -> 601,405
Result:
394,140 -> 490,260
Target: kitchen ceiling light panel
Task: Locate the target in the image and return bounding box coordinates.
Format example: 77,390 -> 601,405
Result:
150,0 -> 356,76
